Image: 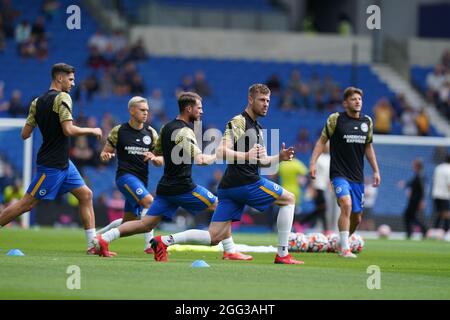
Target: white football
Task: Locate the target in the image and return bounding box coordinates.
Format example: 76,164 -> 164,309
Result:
349,233 -> 365,253
378,224 -> 391,238
307,233 -> 328,252
326,233 -> 339,253
296,233 -> 310,252
288,232 -> 299,252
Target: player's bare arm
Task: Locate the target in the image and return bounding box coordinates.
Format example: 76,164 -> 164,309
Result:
21,123 -> 35,140
216,136 -> 258,163
194,152 -> 216,166
258,142 -> 294,167
309,135 -> 328,179
365,143 -> 381,187
100,142 -> 116,163
143,151 -> 164,167
61,120 -> 102,139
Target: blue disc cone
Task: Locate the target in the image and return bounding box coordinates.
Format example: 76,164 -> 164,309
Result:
7,249 -> 25,256
191,260 -> 209,268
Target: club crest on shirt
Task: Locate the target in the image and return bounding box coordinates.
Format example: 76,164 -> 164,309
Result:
335,187 -> 342,194
136,188 -> 143,195
143,135 -> 151,145
39,189 -> 47,196
360,123 -> 368,133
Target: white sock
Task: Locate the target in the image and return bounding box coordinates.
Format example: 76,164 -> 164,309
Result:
161,230 -> 211,246
85,228 -> 96,248
102,228 -> 121,244
144,229 -> 154,249
339,231 -> 350,251
277,204 -> 295,257
96,218 -> 123,235
140,208 -> 153,249
221,237 -> 236,253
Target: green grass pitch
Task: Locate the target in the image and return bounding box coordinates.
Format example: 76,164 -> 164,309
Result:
1,228 -> 449,300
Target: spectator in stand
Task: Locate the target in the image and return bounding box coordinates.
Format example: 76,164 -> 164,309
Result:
416,108 -> 430,136
176,75 -> 194,96
373,97 -> 395,134
266,74 -> 282,96
293,128 -> 313,157
326,86 -> 342,111
88,30 -> 110,53
35,37 -> 48,60
147,88 -> 164,114
287,70 -> 303,94
111,30 -> 127,53
70,135 -> 95,169
31,16 -> 46,41
101,112 -> 118,134
438,80 -> 450,118
129,73 -> 146,95
114,47 -> 131,68
401,105 -> 418,136
308,72 -> 322,96
99,68 -> 114,97
441,49 -> 450,71
426,64 -> 446,103
15,20 -> 31,46
129,37 -> 148,61
280,88 -> 297,111
86,116 -> 101,166
337,13 -> 353,36
1,0 -> 20,39
19,35 -> 37,58
42,0 -> 60,21
0,16 -> 6,53
8,89 -> 27,117
313,91 -> 326,111
322,74 -> 339,97
193,70 -> 212,97
87,46 -> 108,69
390,93 -> 407,120
0,81 -> 9,112
84,73 -> 100,100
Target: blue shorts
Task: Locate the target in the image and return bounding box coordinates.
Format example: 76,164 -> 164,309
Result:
331,177 -> 364,213
116,174 -> 150,217
26,160 -> 85,200
148,185 -> 217,220
212,178 -> 283,222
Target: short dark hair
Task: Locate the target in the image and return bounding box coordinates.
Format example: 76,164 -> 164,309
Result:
248,83 -> 270,98
178,92 -> 201,113
343,86 -> 363,100
51,63 -> 75,79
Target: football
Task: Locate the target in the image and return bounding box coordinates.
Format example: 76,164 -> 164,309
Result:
326,233 -> 339,252
288,232 -> 299,252
296,233 -> 310,252
349,233 -> 365,253
307,233 -> 328,252
378,224 -> 391,238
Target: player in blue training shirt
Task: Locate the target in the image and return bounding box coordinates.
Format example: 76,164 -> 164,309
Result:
0,63 -> 103,254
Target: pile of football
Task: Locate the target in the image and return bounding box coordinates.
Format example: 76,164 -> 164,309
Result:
288,232 -> 364,254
